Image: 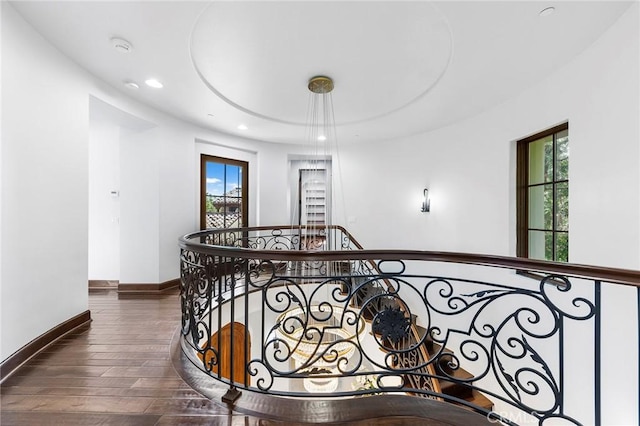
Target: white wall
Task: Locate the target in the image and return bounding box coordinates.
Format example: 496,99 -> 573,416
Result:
337,4 -> 639,424
1,3 -> 90,359
119,127 -> 161,283
158,125 -> 196,282
88,97 -> 160,282
339,4 -> 640,271
88,108 -> 121,280
0,0 -> 4,365
2,0 -> 639,423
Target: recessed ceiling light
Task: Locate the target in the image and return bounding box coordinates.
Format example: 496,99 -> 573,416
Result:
145,79 -> 163,89
111,37 -> 133,53
539,7 -> 555,17
237,124 -> 248,130
317,135 -> 327,141
123,80 -> 139,89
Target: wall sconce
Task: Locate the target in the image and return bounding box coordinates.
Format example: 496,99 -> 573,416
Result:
421,188 -> 430,213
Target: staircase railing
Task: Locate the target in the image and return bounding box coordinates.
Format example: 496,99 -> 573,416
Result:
179,225 -> 640,426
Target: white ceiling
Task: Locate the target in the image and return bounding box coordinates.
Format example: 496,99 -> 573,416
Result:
10,1 -> 634,144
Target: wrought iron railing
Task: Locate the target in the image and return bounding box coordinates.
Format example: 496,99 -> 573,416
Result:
179,225 -> 640,426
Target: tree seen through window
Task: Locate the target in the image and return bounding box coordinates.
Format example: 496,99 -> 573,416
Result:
517,123 -> 568,262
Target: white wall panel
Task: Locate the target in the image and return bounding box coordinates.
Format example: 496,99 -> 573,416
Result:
1,3 -> 89,359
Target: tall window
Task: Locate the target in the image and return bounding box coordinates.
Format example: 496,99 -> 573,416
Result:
200,155 -> 248,230
517,123 -> 569,262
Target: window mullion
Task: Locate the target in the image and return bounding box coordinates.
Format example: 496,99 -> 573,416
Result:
517,122 -> 568,263
223,165 -> 227,228
552,132 -> 557,261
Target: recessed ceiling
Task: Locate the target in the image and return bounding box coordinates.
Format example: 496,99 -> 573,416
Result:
9,1 -> 634,144
191,2 -> 452,127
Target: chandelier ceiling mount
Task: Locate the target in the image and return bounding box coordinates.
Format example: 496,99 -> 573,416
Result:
308,76 -> 334,94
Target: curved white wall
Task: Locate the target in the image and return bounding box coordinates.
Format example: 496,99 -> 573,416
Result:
338,3 -> 640,271
1,0 -> 305,360
2,2 -> 90,361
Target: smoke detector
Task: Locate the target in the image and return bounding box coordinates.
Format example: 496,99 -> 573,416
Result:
111,37 -> 133,53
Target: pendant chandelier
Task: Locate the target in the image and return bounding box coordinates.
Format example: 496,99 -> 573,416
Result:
275,76 -> 369,394
306,75 -> 335,147
295,75 -> 340,250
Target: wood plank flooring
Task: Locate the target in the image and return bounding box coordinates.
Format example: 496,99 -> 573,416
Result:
0,289 -> 259,425
1,289 -> 493,425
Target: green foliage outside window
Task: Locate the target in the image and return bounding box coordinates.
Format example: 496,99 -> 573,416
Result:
519,124 -> 568,262
541,133 -> 568,262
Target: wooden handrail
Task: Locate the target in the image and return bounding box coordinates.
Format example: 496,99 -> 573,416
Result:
180,226 -> 640,287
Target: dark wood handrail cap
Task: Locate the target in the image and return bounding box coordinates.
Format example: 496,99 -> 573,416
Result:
180,225 -> 640,287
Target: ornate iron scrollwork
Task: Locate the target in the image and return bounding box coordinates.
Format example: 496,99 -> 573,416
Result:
178,226 -> 609,426
372,306 -> 411,345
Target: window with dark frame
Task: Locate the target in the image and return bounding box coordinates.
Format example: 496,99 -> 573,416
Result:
200,154 -> 248,230
517,123 -> 569,262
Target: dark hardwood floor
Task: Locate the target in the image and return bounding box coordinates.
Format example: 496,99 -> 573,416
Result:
1,289 -> 493,425
1,289 -> 252,425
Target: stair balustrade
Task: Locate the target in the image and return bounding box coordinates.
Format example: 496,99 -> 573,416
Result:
179,225 -> 640,426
